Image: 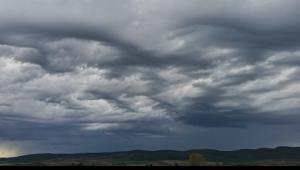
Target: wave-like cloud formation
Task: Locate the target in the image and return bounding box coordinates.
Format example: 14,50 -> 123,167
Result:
1,0 -> 300,154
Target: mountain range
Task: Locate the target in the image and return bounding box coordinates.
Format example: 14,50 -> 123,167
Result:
1,147 -> 300,166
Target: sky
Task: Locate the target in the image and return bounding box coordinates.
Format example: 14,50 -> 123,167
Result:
1,0 -> 300,156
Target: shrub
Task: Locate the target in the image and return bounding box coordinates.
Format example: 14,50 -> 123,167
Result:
188,153 -> 207,166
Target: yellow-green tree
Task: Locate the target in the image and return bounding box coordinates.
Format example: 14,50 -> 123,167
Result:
188,153 -> 207,166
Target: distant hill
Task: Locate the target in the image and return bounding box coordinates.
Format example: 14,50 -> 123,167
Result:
1,147 -> 300,166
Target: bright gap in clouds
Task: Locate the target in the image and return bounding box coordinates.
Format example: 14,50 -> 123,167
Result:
0,145 -> 18,158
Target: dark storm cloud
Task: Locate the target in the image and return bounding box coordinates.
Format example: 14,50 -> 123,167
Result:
1,0 -> 300,154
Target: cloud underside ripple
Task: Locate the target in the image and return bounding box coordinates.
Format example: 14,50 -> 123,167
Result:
1,0 -> 300,154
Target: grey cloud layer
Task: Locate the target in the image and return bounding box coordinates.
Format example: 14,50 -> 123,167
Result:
0,0 -> 300,153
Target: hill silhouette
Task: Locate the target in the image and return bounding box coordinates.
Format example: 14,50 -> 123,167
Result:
1,147 -> 300,166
